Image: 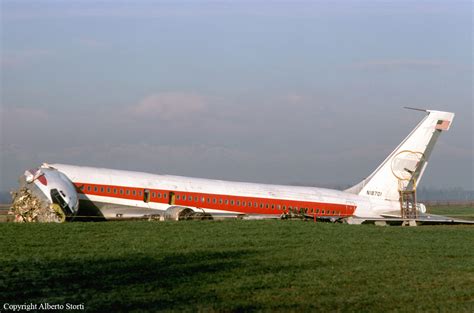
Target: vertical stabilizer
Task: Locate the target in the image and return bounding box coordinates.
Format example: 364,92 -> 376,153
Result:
345,110 -> 454,201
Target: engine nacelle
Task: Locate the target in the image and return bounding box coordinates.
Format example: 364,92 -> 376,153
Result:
416,203 -> 427,214
11,164 -> 79,222
162,206 -> 213,221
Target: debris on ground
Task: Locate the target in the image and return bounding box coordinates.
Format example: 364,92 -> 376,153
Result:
9,188 -> 65,223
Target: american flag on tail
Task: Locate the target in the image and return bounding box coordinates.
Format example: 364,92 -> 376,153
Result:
435,119 -> 451,131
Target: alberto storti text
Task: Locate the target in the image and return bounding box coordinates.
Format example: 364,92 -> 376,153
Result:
3,303 -> 85,311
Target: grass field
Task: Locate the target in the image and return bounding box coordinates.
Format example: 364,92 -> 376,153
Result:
428,205 -> 474,220
1,211 -> 473,312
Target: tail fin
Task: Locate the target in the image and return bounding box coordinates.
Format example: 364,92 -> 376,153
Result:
345,109 -> 454,201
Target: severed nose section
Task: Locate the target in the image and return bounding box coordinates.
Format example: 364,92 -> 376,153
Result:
11,165 -> 79,223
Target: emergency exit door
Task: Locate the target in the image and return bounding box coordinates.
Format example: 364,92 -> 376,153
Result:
169,192 -> 175,205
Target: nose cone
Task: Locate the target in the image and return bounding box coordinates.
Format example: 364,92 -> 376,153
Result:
50,170 -> 79,214
11,166 -> 79,222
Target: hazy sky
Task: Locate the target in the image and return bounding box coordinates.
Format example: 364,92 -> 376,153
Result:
1,1 -> 472,191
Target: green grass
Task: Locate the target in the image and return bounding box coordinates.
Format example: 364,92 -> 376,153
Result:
1,220 -> 473,312
427,205 -> 474,220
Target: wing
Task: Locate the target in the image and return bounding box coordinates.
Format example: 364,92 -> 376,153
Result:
345,212 -> 474,225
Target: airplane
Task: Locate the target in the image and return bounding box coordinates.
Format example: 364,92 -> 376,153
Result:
10,109 -> 474,225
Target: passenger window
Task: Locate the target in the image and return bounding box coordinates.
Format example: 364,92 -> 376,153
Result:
231,200 -> 234,205
213,198 -> 217,203
237,200 -> 240,206
132,190 -> 136,196
176,195 -> 180,200
194,197 -> 198,202
87,186 -> 91,191
126,190 -> 130,195
201,197 -> 205,202
163,194 -> 167,199
107,187 -> 111,193
100,187 -> 104,192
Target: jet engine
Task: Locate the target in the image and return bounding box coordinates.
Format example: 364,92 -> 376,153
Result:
163,206 -> 213,221
416,203 -> 427,214
11,164 -> 79,223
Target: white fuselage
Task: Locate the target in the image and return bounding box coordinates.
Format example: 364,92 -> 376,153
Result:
51,163 -> 400,220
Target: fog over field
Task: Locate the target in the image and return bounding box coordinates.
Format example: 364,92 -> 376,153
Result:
1,1 -> 472,192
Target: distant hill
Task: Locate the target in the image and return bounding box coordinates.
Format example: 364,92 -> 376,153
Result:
417,187 -> 474,202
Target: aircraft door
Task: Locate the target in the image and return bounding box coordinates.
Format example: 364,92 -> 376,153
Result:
169,192 -> 175,205
143,189 -> 150,203
143,189 -> 152,209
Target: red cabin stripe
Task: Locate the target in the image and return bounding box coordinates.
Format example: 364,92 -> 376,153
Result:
74,182 -> 356,217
